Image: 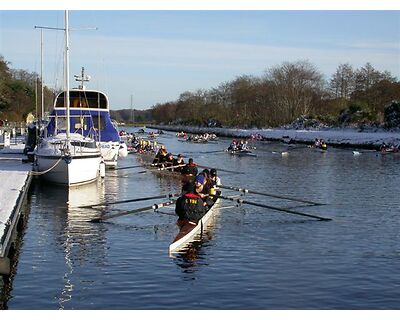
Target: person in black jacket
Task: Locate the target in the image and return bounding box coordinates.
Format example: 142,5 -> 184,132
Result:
175,182 -> 205,223
152,146 -> 168,166
172,154 -> 185,173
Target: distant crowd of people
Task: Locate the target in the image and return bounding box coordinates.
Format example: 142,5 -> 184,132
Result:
176,132 -> 218,143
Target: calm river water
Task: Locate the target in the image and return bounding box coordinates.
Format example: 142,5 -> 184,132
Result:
2,128 -> 400,309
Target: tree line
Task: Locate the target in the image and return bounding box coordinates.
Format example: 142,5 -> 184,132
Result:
151,60 -> 400,128
0,55 -> 54,123
2,54 -> 400,129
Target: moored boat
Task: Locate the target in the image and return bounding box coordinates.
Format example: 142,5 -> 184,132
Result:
169,197 -> 221,253
35,133 -> 101,186
34,11 -> 102,186
45,67 -> 123,168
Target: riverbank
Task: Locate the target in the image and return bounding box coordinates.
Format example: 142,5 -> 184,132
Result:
0,144 -> 32,276
147,125 -> 400,149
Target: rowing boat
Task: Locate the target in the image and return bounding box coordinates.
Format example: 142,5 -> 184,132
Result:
133,151 -> 185,179
169,197 -> 221,253
226,149 -> 257,157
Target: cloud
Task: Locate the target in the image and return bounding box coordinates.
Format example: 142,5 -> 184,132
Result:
1,27 -> 399,108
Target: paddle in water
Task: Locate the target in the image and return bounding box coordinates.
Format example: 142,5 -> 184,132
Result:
219,185 -> 325,206
90,199 -> 177,223
197,164 -> 245,174
80,193 -> 179,209
116,164 -> 145,170
218,195 -> 331,221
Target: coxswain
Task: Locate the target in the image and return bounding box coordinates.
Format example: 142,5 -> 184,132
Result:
175,182 -> 206,224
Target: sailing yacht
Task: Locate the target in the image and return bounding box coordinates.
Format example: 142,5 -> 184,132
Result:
35,11 -> 102,186
44,67 -> 123,168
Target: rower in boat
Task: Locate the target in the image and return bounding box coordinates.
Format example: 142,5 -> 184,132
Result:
173,154 -> 185,173
238,139 -> 249,150
170,180 -> 222,253
163,153 -> 175,169
209,168 -> 221,196
313,138 -> 327,150
194,173 -> 214,208
181,158 -> 198,182
152,145 -> 168,166
227,139 -> 238,151
175,182 -> 206,224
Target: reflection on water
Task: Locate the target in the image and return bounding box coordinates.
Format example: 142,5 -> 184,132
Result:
171,203 -> 222,279
4,128 -> 400,309
30,182 -> 110,309
58,182 -> 107,309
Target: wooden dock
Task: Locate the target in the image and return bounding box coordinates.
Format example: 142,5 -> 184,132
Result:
0,144 -> 32,276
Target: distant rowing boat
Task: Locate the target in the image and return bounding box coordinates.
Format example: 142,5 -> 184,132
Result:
380,147 -> 399,154
225,149 -> 257,157
169,197 -> 221,253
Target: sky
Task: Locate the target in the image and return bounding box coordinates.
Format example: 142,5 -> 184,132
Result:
0,7 -> 399,110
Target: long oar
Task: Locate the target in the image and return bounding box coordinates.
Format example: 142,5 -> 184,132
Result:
197,164 -> 245,174
153,164 -> 186,171
80,193 -> 179,209
116,164 -> 144,170
178,150 -> 226,155
219,195 -> 331,221
219,185 -> 325,206
90,199 -> 176,223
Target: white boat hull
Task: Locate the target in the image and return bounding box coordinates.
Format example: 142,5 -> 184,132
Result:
99,141 -> 119,168
35,133 -> 101,186
36,153 -> 100,186
169,197 -> 221,253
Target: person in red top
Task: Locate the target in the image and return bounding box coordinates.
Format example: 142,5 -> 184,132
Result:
181,158 -> 198,183
175,182 -> 205,223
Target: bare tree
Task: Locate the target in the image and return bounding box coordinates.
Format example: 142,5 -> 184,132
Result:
265,60 -> 325,123
329,63 -> 355,99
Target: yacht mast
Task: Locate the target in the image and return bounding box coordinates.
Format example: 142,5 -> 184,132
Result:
40,29 -> 44,121
65,10 -> 71,142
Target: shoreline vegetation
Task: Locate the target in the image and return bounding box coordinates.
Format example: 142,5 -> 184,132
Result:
2,55 -> 400,150
146,124 -> 400,150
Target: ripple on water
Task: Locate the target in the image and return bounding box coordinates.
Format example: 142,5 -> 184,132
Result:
4,134 -> 400,309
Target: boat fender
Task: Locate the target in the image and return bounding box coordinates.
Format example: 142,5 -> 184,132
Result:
63,155 -> 72,164
118,142 -> 128,158
99,161 -> 106,178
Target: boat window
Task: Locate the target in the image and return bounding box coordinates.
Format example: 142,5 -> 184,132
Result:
70,141 -> 97,148
73,116 -> 89,130
92,115 -> 105,130
56,116 -> 68,131
55,91 -> 108,109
